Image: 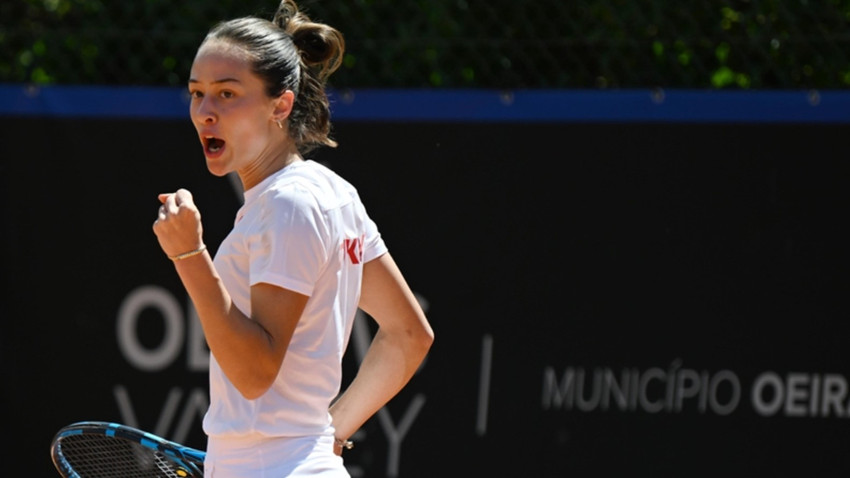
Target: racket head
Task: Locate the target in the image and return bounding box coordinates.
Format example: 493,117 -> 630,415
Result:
51,421 -> 205,478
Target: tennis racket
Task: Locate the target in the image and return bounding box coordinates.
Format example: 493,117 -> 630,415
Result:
51,421 -> 206,478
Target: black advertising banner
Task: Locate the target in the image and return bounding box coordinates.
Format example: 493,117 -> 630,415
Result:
1,89 -> 848,477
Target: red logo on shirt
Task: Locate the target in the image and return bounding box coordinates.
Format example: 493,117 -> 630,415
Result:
344,236 -> 364,264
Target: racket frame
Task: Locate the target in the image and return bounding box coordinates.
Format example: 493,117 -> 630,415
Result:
51,421 -> 205,478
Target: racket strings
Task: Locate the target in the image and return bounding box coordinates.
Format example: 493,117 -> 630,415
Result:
57,433 -> 192,478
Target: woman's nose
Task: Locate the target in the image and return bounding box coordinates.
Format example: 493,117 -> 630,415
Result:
193,98 -> 216,124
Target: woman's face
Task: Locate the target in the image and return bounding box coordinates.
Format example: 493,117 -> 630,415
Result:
188,40 -> 282,180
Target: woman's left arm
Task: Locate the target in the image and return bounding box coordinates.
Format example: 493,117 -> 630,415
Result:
328,252 -> 434,453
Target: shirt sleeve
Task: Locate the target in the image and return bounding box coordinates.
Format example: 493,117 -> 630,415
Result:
248,184 -> 328,297
361,206 -> 388,263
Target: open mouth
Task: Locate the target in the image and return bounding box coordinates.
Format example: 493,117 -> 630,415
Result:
204,136 -> 225,154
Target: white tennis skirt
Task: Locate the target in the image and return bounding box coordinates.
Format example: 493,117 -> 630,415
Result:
204,433 -> 349,478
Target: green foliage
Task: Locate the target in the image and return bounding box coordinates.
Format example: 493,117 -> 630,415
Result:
1,0 -> 849,88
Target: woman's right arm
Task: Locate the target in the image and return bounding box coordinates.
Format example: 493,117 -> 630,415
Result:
154,189 -> 307,400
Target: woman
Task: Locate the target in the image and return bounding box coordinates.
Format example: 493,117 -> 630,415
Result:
151,1 -> 434,476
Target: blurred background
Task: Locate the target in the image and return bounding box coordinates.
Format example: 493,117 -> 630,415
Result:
2,1 -> 850,477
4,0 -> 850,89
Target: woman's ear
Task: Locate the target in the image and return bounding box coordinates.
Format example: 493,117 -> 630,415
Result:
273,90 -> 296,123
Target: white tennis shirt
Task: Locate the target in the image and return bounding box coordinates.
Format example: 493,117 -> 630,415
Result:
203,160 -> 387,439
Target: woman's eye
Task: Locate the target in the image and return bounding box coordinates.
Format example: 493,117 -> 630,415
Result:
189,90 -> 203,99
220,91 -> 234,98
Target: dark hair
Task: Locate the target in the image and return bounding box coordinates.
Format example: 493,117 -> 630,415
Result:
202,0 -> 345,153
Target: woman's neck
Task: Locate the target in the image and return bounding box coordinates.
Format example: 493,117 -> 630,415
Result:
239,148 -> 303,191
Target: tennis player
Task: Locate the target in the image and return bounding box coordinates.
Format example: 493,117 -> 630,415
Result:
152,1 -> 434,476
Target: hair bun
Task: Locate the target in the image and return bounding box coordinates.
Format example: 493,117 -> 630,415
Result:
293,28 -> 332,65
272,0 -> 344,78
272,0 -> 298,30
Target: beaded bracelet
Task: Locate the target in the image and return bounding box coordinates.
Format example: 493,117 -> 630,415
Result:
335,437 -> 354,450
168,244 -> 207,261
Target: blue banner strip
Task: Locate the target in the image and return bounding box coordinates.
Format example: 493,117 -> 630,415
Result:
2,84 -> 849,123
